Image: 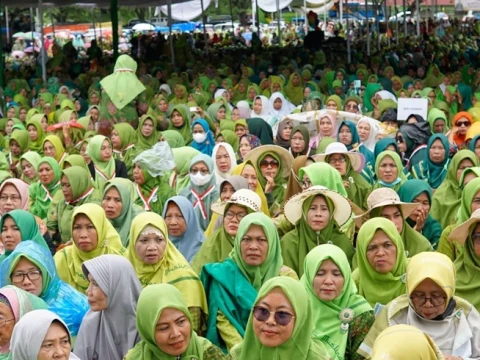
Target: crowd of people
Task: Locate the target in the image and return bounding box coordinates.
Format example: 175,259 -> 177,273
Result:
0,15 -> 479,359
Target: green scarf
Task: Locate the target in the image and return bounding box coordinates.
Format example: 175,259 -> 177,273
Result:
125,284 -> 213,360
30,157 -> 61,220
9,129 -> 30,164
19,151 -> 42,184
167,105 -> 192,145
42,135 -> 66,164
218,130 -> 239,153
372,151 -> 408,192
62,154 -> 89,173
233,277 -> 330,360
281,195 -> 355,277
256,151 -> 286,204
26,115 -> 46,153
284,72 -> 304,105
431,150 -> 479,229
354,218 -> 407,306
171,147 -> 200,193
206,102 -> 226,124
300,162 -> 348,197
160,130 -> 185,149
456,177 -> 480,225
136,115 -> 159,151
87,135 -> 116,191
301,245 -> 372,360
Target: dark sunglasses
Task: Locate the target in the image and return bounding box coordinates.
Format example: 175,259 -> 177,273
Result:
259,159 -> 279,169
396,136 -> 404,143
456,121 -> 470,127
252,306 -> 295,326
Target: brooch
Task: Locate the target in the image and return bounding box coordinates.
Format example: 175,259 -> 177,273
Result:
339,308 -> 355,334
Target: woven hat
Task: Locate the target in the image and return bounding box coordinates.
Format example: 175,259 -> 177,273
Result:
312,142 -> 365,173
283,185 -> 352,226
243,145 -> 294,178
211,189 -> 261,215
449,208 -> 480,245
353,187 -> 418,227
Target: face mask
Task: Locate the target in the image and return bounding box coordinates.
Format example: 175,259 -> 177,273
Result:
193,132 -> 207,144
190,172 -> 212,186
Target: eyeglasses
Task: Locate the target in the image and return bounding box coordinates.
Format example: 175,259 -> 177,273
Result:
11,270 -> 42,284
252,306 -> 295,326
259,160 -> 279,169
410,295 -> 446,307
0,317 -> 14,328
224,211 -> 247,221
396,136 -> 404,144
302,178 -> 312,188
456,121 -> 470,127
0,195 -> 21,203
328,157 -> 347,165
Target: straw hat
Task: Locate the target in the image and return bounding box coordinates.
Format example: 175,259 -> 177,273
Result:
353,188 -> 418,228
211,189 -> 261,215
283,185 -> 352,226
449,209 -> 480,245
243,145 -> 294,178
312,142 -> 366,173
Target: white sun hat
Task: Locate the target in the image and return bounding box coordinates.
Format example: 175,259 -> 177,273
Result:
211,188 -> 262,215
312,142 -> 366,173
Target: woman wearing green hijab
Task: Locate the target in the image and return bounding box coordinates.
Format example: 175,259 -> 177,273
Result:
431,150 -> 479,229
207,102 -> 227,127
284,72 -> 304,106
30,157 -> 62,221
353,217 -> 408,307
147,94 -> 169,126
124,284 -> 225,360
42,134 -> 68,166
136,114 -> 159,152
233,78 -> 249,103
19,151 -> 41,184
229,276 -> 331,360
301,244 -> 374,360
111,122 -> 139,178
217,130 -> 239,154
62,154 -> 90,173
201,213 -> 297,353
160,130 -> 185,149
168,104 -> 193,145
363,83 -> 383,113
282,186 -> 355,277
371,150 -> 408,193
26,115 -> 46,154
8,129 -> 29,170
47,166 -> 102,244
398,180 -> 443,249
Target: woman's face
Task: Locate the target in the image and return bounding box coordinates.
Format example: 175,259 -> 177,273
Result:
239,137 -> 252,158
80,142 -> 91,163
366,230 -> 397,274
231,108 -> 240,121
303,87 -> 311,99
378,156 -> 398,183
7,108 -> 15,119
290,131 -> 306,154
306,195 -> 330,232
0,184 -> 21,214
19,108 -> 27,121
11,257 -> 43,296
0,302 -> 15,346
409,192 -> 430,223
192,124 -> 205,135
72,214 -> 98,252
433,119 -> 445,134
155,308 -> 191,356
102,187 -> 123,219
338,125 -> 352,146
132,163 -> 146,185
223,204 -> 248,237
456,159 -> 474,182
259,155 -> 279,179
100,139 -> 112,161
238,82 -> 247,93
21,160 -> 36,180
235,125 -> 247,138
471,223 -> 480,258
471,190 -> 480,214
215,146 -> 231,174
429,139 -> 445,164
135,226 -> 167,265
9,140 -> 21,157
319,117 -> 333,136
90,108 -> 99,122
242,164 -> 258,191
217,107 -> 226,120
1,216 -> 22,252
60,175 -> 74,203
357,122 -> 371,142
171,111 -> 184,128
273,98 -> 282,110
110,129 -> 121,150
38,163 -> 55,186
380,205 -> 404,233
165,202 -> 187,237
252,288 -> 295,348
272,82 -> 281,93
240,224 -> 268,266
90,93 -> 99,104
86,273 -> 108,311
456,116 -> 471,136
27,124 -> 38,142
410,278 -> 447,320
158,99 -> 169,113
141,119 -> 154,138
253,99 -> 263,114
37,321 -> 72,360
43,141 -> 56,159
248,88 -> 258,101
220,183 -> 235,202
327,154 -> 348,176
326,100 -> 337,110
313,259 -> 344,301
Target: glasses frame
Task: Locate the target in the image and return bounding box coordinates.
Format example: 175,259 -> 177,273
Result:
252,306 -> 295,326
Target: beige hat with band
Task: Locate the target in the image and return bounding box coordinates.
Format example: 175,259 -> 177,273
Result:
211,188 -> 262,215
243,145 -> 294,178
449,208 -> 480,245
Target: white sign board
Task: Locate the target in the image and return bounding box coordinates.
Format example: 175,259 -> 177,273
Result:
456,0 -> 480,11
397,98 -> 428,121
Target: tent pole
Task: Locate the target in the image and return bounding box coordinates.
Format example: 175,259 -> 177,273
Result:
228,0 -> 234,33
415,0 -> 420,36
168,0 -> 175,65
276,0 -> 281,46
110,0 -> 119,59
38,0 -> 46,83
366,1 -> 370,56
5,6 -> 9,45
346,0 -> 351,64
394,0 -> 398,44
200,0 -> 208,51
402,0 -> 406,37
92,7 -> 97,41
0,6 -> 4,88
30,8 -> 35,45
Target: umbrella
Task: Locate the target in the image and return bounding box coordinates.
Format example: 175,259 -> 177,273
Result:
12,32 -> 26,38
132,23 -> 155,31
24,31 -> 41,39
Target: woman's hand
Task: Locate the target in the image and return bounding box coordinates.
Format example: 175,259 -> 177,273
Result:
264,175 -> 276,193
413,208 -> 428,232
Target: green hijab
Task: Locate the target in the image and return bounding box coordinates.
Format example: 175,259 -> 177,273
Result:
427,108 -> 448,134
301,244 -> 372,359
234,277 -> 330,360
26,115 -> 46,153
456,177 -> 480,225
136,115 -> 159,151
256,151 -> 286,204
373,151 -> 408,192
62,154 -> 89,172
207,102 -> 226,124
19,151 -> 42,184
125,284 -> 213,360
30,157 -> 62,219
355,218 -> 407,306
300,162 -> 348,197
42,135 -> 66,164
284,72 -> 304,105
218,130 -> 239,153
9,129 -> 30,162
363,83 -> 382,112
160,130 -> 185,148
230,213 -> 283,290
87,135 -> 116,191
168,105 -> 192,145
431,150 -> 479,228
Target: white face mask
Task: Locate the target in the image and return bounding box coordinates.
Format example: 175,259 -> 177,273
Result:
193,133 -> 207,144
190,172 -> 212,186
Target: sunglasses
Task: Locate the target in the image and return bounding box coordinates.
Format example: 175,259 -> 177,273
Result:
396,136 -> 404,143
456,121 -> 470,127
252,306 -> 295,326
259,159 -> 279,169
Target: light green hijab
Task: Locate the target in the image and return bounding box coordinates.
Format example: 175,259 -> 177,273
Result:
19,151 -> 42,184
168,104 -> 192,145
124,283 -> 214,360
373,151 -> 408,192
301,244 -> 372,360
233,277 -> 330,360
355,218 -> 407,306
87,135 -> 116,191
136,115 -> 159,151
30,157 -> 62,220
26,115 -> 46,153
230,213 -> 283,290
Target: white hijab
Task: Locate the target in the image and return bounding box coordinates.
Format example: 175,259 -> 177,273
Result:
357,117 -> 382,152
250,95 -> 270,118
212,142 -> 237,186
268,92 -> 296,118
10,309 -> 81,360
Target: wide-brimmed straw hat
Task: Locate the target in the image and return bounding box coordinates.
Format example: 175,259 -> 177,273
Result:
211,189 -> 261,215
449,208 -> 480,245
283,185 -> 352,226
353,187 -> 419,227
312,142 -> 366,173
243,145 -> 294,178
